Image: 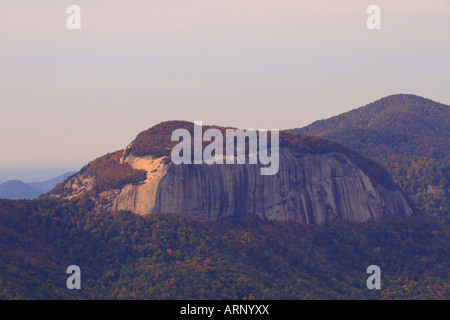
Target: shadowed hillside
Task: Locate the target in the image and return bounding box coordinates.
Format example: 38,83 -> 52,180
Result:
291,94 -> 449,222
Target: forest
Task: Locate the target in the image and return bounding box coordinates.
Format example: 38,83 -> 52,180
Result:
0,198 -> 448,299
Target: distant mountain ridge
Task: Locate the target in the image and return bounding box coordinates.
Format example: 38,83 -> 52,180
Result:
28,172 -> 76,191
0,180 -> 44,200
0,172 -> 75,200
290,94 -> 449,222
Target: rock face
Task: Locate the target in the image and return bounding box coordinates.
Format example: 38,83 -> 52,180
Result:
110,155 -> 169,214
153,149 -> 412,223
50,144 -> 412,224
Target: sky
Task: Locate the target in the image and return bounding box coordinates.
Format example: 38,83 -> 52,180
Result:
0,0 -> 449,182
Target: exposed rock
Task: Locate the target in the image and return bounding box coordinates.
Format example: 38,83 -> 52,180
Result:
110,155 -> 169,215
64,174 -> 95,200
152,149 -> 412,223
47,121 -> 413,225
50,148 -> 412,224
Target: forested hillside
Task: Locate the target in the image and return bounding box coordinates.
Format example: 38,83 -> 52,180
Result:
0,199 -> 448,299
291,94 -> 449,222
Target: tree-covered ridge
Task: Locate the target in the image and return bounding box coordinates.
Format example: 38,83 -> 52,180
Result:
290,94 -> 449,222
0,199 -> 448,299
50,151 -> 147,197
293,94 -> 449,159
128,120 -> 239,158
296,94 -> 448,136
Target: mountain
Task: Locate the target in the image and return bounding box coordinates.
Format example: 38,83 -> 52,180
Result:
28,172 -> 76,191
292,94 -> 449,158
0,107 -> 448,300
45,121 -> 412,224
0,172 -> 75,200
0,180 -> 44,200
290,94 -> 449,222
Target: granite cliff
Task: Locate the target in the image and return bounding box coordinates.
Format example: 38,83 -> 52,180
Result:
47,121 -> 412,224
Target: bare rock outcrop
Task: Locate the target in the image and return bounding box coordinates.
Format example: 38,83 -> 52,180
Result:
50,149 -> 412,224
152,149 -> 412,223
47,121 -> 412,225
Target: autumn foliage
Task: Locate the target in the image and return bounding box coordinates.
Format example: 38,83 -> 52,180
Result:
0,198 -> 448,299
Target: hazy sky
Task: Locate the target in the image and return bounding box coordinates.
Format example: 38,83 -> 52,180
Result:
0,0 -> 449,181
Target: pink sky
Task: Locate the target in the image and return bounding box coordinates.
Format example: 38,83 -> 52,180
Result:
1,0 -> 449,171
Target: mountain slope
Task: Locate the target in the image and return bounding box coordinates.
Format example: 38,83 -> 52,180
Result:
293,94 -> 449,159
0,172 -> 75,200
290,94 -> 449,222
0,198 -> 448,299
0,180 -> 43,200
28,172 -> 76,191
46,121 -> 411,224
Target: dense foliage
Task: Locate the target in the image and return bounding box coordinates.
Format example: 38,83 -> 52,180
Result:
51,151 -> 147,196
129,120 -> 195,158
0,199 -> 448,300
291,94 -> 449,222
376,155 -> 449,223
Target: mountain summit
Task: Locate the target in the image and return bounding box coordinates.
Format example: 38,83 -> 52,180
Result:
290,94 -> 449,222
292,94 -> 449,159
47,121 -> 412,224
